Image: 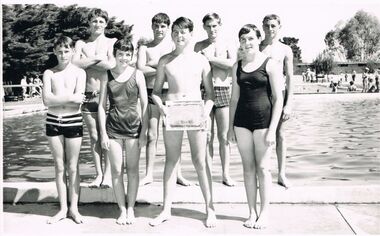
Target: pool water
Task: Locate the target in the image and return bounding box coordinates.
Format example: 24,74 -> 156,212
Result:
3,93 -> 380,184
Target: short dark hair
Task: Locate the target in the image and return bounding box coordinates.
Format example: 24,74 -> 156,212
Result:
238,24 -> 261,39
152,13 -> 170,26
53,36 -> 74,49
172,17 -> 193,32
202,13 -> 221,25
262,14 -> 281,25
88,8 -> 109,23
113,38 -> 134,56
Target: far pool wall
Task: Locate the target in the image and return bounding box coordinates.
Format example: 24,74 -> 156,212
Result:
295,62 -> 380,75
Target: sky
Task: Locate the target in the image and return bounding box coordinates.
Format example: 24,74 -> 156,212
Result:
2,0 -> 380,62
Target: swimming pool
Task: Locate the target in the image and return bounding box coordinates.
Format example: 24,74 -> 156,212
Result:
3,93 -> 380,184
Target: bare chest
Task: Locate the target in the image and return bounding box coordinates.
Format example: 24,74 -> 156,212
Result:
146,44 -> 173,61
51,71 -> 77,93
261,45 -> 285,63
82,39 -> 109,57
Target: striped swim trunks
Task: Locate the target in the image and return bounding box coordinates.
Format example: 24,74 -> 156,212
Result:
214,86 -> 231,108
46,113 -> 83,138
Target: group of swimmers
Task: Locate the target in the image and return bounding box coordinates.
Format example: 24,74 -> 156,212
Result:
42,8 -> 294,229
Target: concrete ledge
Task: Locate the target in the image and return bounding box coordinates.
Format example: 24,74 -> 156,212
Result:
3,182 -> 380,204
3,104 -> 46,118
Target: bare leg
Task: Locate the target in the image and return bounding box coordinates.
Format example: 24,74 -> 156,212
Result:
188,130 -> 217,228
124,138 -> 140,225
83,113 -> 103,187
276,120 -> 290,188
234,127 -> 257,228
215,107 -> 235,186
206,110 -> 215,174
253,129 -> 272,229
101,151 -> 112,188
47,136 -> 68,224
149,130 -> 183,227
176,159 -> 192,186
176,131 -> 192,186
108,139 -> 127,225
66,137 -> 84,224
141,104 -> 160,186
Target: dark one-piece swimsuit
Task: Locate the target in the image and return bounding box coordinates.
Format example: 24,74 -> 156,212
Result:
233,58 -> 272,132
106,69 -> 141,139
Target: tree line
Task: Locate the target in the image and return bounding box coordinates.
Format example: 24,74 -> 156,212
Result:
313,10 -> 380,75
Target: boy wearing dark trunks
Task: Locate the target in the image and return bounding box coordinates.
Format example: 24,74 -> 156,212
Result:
42,36 -> 86,224
137,13 -> 191,186
72,8 -> 116,188
194,13 -> 236,186
260,14 -> 294,188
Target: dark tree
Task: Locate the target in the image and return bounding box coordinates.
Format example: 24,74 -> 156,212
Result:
281,37 -> 302,63
326,10 -> 380,61
2,4 -> 133,84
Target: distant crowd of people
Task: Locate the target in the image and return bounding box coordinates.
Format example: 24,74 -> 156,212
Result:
3,75 -> 43,99
20,75 -> 43,98
301,67 -> 380,93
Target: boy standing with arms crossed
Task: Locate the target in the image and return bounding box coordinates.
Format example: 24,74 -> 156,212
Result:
195,13 -> 236,186
149,17 -> 217,228
137,13 -> 191,186
72,8 -> 116,188
43,36 -> 86,224
260,14 -> 294,188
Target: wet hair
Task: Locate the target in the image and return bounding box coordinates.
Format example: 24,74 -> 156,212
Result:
53,36 -> 75,49
88,8 -> 109,23
262,14 -> 281,25
172,17 -> 193,32
202,13 -> 221,25
152,13 -> 170,26
238,24 -> 261,39
113,38 -> 134,56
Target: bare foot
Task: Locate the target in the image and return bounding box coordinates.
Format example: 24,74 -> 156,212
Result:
116,211 -> 127,225
100,180 -> 112,189
149,211 -> 171,227
243,215 -> 257,228
126,208 -> 135,225
222,176 -> 236,187
205,210 -> 217,228
253,212 -> 268,229
69,209 -> 84,224
88,175 -> 103,188
176,176 -> 192,186
140,176 -> 154,186
278,175 -> 291,189
47,210 -> 67,224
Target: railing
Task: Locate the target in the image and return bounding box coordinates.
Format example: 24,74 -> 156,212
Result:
2,84 -> 43,101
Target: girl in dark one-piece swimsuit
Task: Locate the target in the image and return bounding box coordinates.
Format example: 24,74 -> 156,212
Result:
98,39 -> 148,225
227,24 -> 284,230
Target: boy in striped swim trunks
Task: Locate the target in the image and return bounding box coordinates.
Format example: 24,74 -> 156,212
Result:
42,36 -> 86,224
195,13 -> 236,186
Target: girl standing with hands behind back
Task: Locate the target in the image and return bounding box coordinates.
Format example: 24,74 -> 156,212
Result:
98,39 -> 148,225
227,24 -> 283,229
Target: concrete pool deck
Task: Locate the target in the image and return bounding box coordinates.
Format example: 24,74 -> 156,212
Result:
2,182 -> 380,234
